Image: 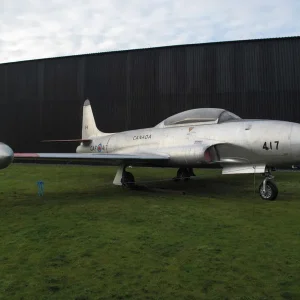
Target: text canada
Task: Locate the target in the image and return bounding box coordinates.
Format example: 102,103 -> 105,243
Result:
133,134 -> 152,140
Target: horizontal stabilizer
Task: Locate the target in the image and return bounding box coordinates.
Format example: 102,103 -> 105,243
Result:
41,139 -> 92,143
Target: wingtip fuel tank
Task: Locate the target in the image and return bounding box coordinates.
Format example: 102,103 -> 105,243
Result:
0,142 -> 14,169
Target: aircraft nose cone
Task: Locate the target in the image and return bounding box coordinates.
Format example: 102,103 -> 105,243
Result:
0,143 -> 14,169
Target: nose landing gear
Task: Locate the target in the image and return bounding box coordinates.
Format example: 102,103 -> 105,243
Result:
258,168 -> 278,200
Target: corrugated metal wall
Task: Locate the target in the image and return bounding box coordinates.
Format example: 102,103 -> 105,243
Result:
0,37 -> 300,152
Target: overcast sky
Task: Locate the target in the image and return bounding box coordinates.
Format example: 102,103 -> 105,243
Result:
1,0 -> 299,64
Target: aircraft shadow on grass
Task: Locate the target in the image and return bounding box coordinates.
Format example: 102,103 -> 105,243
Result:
9,174 -> 266,207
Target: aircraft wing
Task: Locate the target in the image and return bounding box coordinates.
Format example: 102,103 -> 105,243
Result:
13,152 -> 170,166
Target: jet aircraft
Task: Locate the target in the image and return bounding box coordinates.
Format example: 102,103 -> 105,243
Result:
0,142 -> 14,170
13,100 -> 300,200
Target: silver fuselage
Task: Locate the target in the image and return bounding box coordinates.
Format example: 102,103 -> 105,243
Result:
76,119 -> 300,168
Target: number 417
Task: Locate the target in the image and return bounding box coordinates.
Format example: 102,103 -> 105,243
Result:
263,141 -> 279,150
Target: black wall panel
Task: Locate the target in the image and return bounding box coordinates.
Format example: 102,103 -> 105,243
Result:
84,52 -> 128,132
0,37 -> 300,152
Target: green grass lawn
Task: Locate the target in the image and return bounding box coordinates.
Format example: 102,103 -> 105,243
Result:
0,164 -> 300,300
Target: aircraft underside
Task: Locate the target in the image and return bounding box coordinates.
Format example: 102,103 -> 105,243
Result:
113,163 -> 278,201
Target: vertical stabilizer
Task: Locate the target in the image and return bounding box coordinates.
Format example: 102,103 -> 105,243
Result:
82,99 -> 109,138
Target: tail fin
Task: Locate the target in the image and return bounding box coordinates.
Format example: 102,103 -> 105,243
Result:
82,99 -> 110,139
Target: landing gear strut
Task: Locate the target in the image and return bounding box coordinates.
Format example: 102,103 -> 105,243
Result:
173,168 -> 195,182
113,165 -> 136,188
258,168 -> 278,200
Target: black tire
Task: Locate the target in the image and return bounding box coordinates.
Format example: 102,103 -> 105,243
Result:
188,168 -> 196,177
258,180 -> 278,200
177,168 -> 190,181
121,171 -> 135,188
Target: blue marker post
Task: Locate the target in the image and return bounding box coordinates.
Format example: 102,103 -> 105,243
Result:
37,180 -> 44,196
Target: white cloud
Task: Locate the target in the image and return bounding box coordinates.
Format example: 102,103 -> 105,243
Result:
0,0 -> 299,63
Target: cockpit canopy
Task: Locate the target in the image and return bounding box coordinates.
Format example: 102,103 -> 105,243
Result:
154,108 -> 241,128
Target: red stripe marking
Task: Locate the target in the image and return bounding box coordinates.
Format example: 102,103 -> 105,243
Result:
14,153 -> 40,157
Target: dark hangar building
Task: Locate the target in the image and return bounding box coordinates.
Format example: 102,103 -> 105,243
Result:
0,36 -> 299,153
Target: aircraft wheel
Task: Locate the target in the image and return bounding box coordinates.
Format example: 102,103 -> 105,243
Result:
122,171 -> 135,188
258,180 -> 278,201
188,168 -> 196,176
177,168 -> 190,181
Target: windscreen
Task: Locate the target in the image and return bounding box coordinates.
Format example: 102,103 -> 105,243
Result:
164,108 -> 224,126
218,111 -> 241,123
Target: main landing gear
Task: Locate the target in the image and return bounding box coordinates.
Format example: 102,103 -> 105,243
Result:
258,167 -> 278,200
121,169 -> 135,188
173,167 -> 196,182
113,165 -> 136,188
113,166 -> 196,188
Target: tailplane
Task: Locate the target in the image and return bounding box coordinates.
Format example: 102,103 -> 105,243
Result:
82,99 -> 110,139
42,99 -> 110,144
